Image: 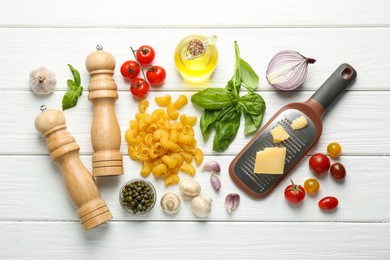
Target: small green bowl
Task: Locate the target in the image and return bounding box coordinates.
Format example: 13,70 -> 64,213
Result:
119,179 -> 157,215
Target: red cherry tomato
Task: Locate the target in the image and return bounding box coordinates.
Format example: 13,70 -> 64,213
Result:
309,153 -> 330,175
146,66 -> 166,86
284,179 -> 306,204
318,196 -> 338,210
136,45 -> 155,67
120,60 -> 141,79
130,78 -> 149,99
330,162 -> 346,180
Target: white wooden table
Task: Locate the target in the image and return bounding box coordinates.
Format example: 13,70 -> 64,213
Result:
1,1 -> 390,259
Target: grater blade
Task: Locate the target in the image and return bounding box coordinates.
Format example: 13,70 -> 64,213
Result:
231,109 -> 317,198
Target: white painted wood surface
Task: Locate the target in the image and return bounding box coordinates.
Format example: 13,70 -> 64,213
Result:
1,0 -> 390,259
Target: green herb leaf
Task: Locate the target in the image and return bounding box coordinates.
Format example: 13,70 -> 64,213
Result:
191,88 -> 236,110
68,64 -> 81,86
62,64 -> 83,111
240,92 -> 266,115
62,90 -> 80,111
213,107 -> 241,152
239,58 -> 259,91
243,110 -> 264,136
200,109 -> 222,142
67,79 -> 76,90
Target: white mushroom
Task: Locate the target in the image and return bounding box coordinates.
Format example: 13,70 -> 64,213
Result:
29,66 -> 56,95
179,178 -> 201,200
160,192 -> 181,215
191,195 -> 212,218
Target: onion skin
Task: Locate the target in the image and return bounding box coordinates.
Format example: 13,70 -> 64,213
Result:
266,50 -> 316,91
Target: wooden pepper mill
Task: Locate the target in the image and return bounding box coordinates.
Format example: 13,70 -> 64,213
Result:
35,106 -> 112,230
86,45 -> 123,177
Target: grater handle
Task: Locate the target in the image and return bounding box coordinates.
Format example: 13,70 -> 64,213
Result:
310,63 -> 357,113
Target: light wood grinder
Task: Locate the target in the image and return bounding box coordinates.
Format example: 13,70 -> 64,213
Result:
86,45 -> 123,177
35,107 -> 112,230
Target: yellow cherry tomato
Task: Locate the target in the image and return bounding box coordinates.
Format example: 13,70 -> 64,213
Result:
304,178 -> 320,195
327,142 -> 342,158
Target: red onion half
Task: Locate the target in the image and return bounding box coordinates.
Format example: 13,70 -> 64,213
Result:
266,50 -> 316,91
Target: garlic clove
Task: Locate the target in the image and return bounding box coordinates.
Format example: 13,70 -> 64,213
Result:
191,195 -> 212,218
29,66 -> 57,95
179,178 -> 201,200
160,192 -> 181,215
210,174 -> 221,191
201,161 -> 221,174
225,193 -> 240,214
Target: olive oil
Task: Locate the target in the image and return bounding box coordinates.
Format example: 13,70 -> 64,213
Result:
174,35 -> 218,83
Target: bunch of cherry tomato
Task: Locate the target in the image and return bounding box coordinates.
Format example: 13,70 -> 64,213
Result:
120,45 -> 166,98
284,142 -> 346,211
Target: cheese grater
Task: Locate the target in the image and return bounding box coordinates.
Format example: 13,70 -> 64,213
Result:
229,63 -> 357,199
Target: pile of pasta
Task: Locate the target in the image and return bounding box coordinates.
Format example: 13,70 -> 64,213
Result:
125,95 -> 203,186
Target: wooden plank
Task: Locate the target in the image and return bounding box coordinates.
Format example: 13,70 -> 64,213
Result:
0,0 -> 390,28
1,222 -> 389,259
0,91 -> 389,155
0,155 -> 389,221
1,28 -> 390,91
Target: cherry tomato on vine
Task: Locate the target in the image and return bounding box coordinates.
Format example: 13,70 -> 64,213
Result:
330,162 -> 346,180
136,45 -> 155,67
130,78 -> 149,99
146,65 -> 166,86
120,60 -> 141,79
304,178 -> 320,195
309,153 -> 330,176
327,142 -> 342,158
284,179 -> 306,204
318,196 -> 338,210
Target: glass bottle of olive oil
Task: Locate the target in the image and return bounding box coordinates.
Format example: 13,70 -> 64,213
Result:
174,35 -> 218,83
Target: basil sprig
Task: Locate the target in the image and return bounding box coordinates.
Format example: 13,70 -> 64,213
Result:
62,64 -> 83,111
191,41 -> 266,152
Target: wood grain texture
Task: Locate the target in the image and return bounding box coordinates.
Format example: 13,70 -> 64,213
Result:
0,155 -> 389,222
1,28 -> 390,91
1,222 -> 390,259
0,0 -> 389,27
1,0 -> 390,257
0,91 -> 388,156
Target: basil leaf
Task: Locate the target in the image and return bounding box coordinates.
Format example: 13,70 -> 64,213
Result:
75,86 -> 83,96
67,79 -> 76,90
213,107 -> 241,152
191,88 -> 235,110
68,64 -> 81,86
200,109 -> 222,142
240,92 -> 266,115
239,58 -> 259,91
62,90 -> 79,111
243,110 -> 264,136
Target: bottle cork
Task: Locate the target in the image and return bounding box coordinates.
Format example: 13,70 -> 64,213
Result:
35,107 -> 112,230
86,45 -> 123,177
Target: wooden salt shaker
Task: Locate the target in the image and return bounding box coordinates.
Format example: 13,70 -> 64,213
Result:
35,106 -> 112,231
86,45 -> 123,177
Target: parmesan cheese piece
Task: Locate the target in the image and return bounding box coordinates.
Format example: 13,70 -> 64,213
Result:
254,147 -> 286,174
270,125 -> 290,143
291,116 -> 308,130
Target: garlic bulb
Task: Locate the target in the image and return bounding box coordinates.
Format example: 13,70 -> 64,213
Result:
179,178 -> 201,200
160,192 -> 181,214
266,50 -> 316,91
29,66 -> 57,95
191,195 -> 212,218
